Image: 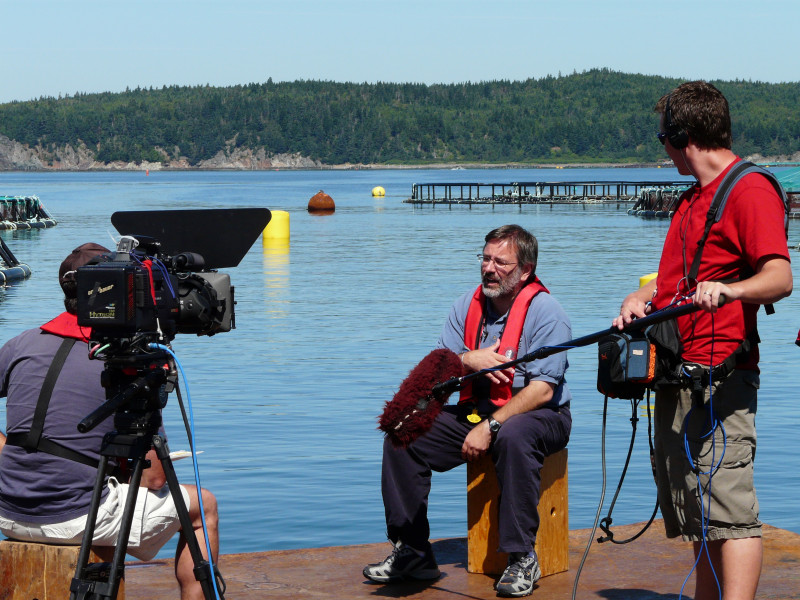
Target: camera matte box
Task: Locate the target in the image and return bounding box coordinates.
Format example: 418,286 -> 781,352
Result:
110,208 -> 271,270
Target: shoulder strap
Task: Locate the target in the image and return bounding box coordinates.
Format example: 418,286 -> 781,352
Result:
25,338 -> 76,449
713,162 -> 788,233
688,161 -> 788,316
6,337 -> 100,469
688,161 -> 751,282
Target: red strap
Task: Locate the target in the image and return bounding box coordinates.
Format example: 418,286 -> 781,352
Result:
141,259 -> 158,305
458,278 -> 549,408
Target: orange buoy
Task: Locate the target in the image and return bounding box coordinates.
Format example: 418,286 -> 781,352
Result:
308,190 -> 335,214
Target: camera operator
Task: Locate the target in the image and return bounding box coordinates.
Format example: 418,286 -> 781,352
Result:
0,243 -> 219,600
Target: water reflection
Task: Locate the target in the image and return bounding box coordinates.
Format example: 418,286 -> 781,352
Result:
262,240 -> 290,319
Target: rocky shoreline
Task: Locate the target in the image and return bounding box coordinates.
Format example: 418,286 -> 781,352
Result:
1,133 -> 797,172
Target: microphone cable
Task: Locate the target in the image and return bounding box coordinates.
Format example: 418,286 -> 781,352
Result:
677,311 -> 725,600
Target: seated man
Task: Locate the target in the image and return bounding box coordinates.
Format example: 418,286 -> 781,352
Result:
0,243 -> 219,600
364,225 -> 572,598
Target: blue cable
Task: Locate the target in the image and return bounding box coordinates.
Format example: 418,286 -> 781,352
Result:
678,309 -> 725,600
149,343 -> 220,600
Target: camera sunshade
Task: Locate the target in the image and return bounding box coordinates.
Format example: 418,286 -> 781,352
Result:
110,208 -> 272,269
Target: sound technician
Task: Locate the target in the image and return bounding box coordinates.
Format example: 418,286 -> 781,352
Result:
614,81 -> 792,600
0,243 -> 220,600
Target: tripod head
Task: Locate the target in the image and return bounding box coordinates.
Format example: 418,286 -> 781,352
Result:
78,348 -> 174,436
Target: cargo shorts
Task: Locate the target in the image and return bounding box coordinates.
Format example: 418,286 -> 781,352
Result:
653,368 -> 762,542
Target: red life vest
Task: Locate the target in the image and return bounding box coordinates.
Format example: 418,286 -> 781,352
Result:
458,278 -> 549,408
40,312 -> 91,341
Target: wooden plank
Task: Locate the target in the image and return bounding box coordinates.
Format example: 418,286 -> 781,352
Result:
467,448 -> 568,576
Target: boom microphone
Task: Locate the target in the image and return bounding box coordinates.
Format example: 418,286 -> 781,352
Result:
379,296 -> 718,448
379,349 -> 463,448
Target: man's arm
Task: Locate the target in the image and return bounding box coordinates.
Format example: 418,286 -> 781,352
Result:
139,447 -> 167,490
696,256 -> 792,312
0,430 -> 6,455
460,380 -> 555,461
139,426 -> 169,489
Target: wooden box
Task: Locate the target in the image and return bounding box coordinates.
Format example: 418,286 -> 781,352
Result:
0,540 -> 124,600
467,447 -> 568,576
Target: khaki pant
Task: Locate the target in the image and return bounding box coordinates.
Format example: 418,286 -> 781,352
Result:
654,369 -> 762,542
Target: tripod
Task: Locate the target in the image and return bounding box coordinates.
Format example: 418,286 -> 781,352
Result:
69,353 -> 224,600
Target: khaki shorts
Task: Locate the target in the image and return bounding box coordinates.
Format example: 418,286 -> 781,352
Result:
0,477 -> 191,561
654,369 -> 762,542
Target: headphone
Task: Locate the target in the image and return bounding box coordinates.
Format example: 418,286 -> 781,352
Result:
664,95 -> 689,150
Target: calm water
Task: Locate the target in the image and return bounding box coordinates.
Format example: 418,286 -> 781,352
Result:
1,167 -> 798,560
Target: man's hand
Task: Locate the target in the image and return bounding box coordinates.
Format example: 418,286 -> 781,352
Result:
460,340 -> 514,385
613,281 -> 656,330
461,419 -> 491,461
693,280 -> 733,313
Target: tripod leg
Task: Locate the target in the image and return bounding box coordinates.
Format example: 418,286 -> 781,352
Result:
71,453 -> 147,600
152,434 -> 223,600
71,455 -> 110,600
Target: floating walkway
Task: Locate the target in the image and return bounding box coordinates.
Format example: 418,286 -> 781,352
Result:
406,177 -> 800,222
0,195 -> 58,229
405,180 -> 689,207
124,520 -> 800,599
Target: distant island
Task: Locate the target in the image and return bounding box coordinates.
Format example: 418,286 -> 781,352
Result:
1,69 -> 798,171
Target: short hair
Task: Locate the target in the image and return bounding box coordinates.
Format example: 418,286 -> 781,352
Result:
484,224 -> 538,275
59,242 -> 111,314
654,81 -> 732,150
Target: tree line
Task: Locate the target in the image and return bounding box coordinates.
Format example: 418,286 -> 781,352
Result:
0,69 -> 797,166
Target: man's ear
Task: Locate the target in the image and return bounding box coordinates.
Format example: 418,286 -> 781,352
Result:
519,263 -> 533,284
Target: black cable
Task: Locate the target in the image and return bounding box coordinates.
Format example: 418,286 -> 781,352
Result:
597,396 -> 659,545
173,378 -> 194,451
597,398 -> 638,542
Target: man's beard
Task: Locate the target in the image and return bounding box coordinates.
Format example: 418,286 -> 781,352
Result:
481,267 -> 522,299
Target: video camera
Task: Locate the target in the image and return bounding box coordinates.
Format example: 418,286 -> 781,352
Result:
76,208 -> 271,352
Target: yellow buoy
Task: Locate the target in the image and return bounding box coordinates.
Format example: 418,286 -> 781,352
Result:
639,272 -> 657,288
372,186 -> 386,197
263,210 -> 290,245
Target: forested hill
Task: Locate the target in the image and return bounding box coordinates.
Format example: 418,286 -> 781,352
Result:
0,69 -> 798,169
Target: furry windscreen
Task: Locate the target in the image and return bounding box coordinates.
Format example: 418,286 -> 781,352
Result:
379,348 -> 463,448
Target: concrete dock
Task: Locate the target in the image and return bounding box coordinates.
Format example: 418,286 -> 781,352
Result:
125,520 -> 800,599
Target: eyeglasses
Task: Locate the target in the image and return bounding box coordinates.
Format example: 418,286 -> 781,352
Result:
656,132 -> 669,145
477,254 -> 517,271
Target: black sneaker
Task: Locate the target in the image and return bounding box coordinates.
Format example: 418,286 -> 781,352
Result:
362,541 -> 441,583
495,551 -> 541,597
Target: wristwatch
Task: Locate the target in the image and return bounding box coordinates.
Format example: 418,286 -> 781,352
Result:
487,417 -> 502,434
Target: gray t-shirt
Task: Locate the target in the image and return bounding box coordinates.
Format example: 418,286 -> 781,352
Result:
436,287 -> 572,410
0,327 -> 111,523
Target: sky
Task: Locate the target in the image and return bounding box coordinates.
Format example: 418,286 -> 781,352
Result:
0,0 -> 798,104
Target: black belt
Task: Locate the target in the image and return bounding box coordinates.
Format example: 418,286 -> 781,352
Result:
681,362 -> 734,386
680,362 -> 735,407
